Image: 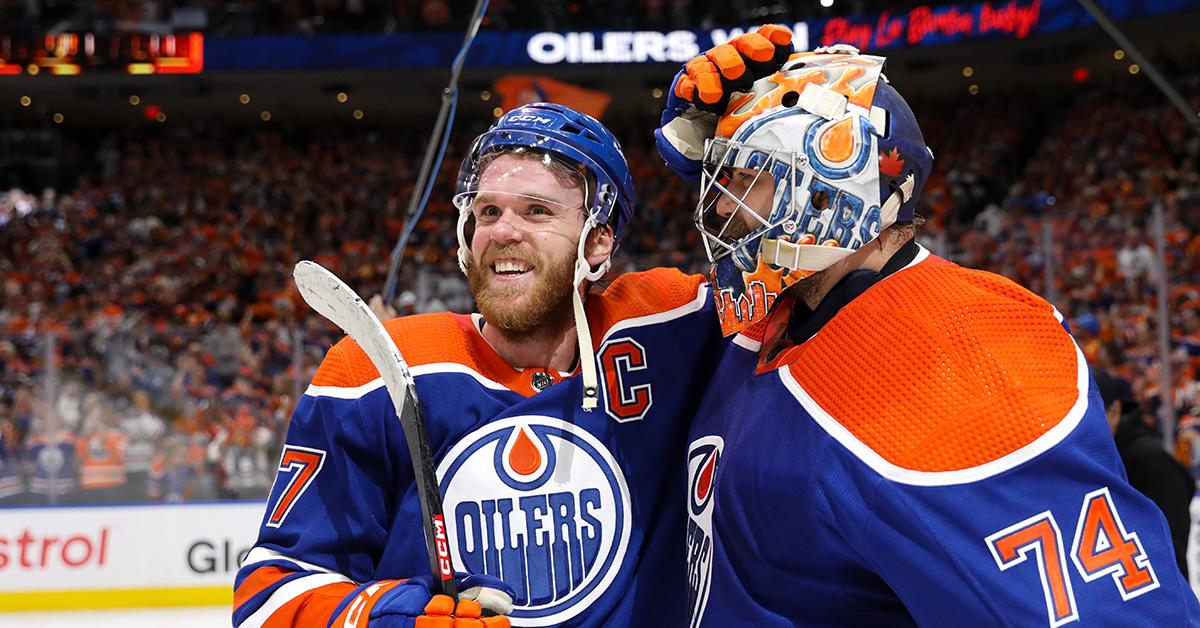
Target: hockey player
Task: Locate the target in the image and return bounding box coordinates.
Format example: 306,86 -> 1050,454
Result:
233,103 -> 736,627
656,34 -> 1200,626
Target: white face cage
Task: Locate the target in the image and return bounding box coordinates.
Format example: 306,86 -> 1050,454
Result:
696,137 -> 801,272
453,148 -> 594,276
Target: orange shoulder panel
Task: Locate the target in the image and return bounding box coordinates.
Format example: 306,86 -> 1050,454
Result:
784,258 -> 1080,473
309,313 -> 468,388
586,268 -> 706,340
309,312 -> 552,395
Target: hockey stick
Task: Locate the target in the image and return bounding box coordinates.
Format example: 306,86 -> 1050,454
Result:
293,260 -> 457,599
381,0 -> 490,306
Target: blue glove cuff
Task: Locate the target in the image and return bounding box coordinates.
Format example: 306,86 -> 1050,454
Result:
654,128 -> 702,183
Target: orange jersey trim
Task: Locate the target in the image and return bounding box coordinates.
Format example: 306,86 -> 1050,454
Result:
310,268 -> 707,396
256,581 -> 359,628
585,268 -> 707,340
330,579 -> 407,626
780,256 -> 1080,474
234,565 -> 290,611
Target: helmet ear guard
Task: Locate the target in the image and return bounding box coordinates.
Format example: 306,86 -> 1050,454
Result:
700,48 -> 934,336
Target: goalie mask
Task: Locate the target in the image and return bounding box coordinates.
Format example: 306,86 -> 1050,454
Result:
698,47 -> 933,336
453,103 -> 635,410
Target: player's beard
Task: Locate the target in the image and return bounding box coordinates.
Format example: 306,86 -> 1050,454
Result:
467,243 -> 577,341
787,268 -> 829,309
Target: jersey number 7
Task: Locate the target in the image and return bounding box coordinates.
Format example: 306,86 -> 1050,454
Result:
985,487 -> 1160,627
266,445 -> 327,528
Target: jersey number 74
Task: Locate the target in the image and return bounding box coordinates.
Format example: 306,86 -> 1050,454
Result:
985,487 -> 1160,627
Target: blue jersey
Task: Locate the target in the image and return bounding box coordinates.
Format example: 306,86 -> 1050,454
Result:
25,430 -> 79,501
235,268 -> 721,627
687,249 -> 1200,627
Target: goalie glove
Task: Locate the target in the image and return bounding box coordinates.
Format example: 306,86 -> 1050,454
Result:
335,573 -> 515,628
655,24 -> 793,181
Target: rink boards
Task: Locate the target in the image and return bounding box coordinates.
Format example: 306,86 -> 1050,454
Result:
1,497 -> 1199,612
0,501 -> 263,611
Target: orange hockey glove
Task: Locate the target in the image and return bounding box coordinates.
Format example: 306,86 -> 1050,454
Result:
672,24 -> 794,114
333,574 -> 513,628
416,595 -> 509,628
656,25 -> 794,180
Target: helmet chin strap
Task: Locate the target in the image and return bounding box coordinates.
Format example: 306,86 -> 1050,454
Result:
573,218 -> 608,411
456,204 -> 472,275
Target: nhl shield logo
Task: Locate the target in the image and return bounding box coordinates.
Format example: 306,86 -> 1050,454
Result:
686,435 -> 723,628
438,416 -> 632,627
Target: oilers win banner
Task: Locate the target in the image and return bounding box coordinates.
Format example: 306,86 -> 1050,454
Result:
200,0 -> 1200,71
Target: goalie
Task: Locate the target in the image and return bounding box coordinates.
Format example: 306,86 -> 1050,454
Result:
656,29 -> 1200,626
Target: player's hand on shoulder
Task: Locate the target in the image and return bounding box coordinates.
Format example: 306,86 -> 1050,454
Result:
366,574 -> 514,628
655,24 -> 793,181
368,294 -> 398,321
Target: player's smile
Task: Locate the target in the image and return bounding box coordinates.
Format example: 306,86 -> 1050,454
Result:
489,257 -> 535,283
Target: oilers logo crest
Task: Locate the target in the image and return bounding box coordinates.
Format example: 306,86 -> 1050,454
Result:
686,436 -> 722,628
438,416 -> 632,627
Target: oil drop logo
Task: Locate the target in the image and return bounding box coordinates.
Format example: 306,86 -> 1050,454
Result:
438,416 -> 631,627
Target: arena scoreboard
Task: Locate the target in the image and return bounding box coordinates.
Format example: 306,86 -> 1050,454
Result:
0,32 -> 203,76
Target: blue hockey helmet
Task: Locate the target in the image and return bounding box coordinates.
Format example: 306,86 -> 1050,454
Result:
455,103 -> 635,245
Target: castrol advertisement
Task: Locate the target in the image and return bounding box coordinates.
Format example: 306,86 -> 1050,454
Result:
0,502 -> 263,610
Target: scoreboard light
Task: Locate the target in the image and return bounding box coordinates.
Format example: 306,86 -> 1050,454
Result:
0,31 -> 203,76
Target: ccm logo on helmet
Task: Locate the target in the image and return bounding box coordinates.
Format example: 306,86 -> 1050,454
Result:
507,114 -> 554,125
598,337 -> 652,423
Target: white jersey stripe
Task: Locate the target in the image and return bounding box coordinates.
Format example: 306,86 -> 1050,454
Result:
304,379 -> 385,400
731,333 -> 761,352
241,546 -> 341,575
303,283 -> 709,401
238,572 -> 355,628
410,362 -> 510,390
777,338 -> 1091,487
303,363 -> 511,400
601,283 -> 710,342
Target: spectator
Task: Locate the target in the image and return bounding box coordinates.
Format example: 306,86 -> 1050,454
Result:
76,400 -> 129,503
24,418 -> 80,505
211,410 -> 273,499
121,390 -> 167,501
1118,227 -> 1159,284
0,417 -> 23,504
1095,368 -> 1194,578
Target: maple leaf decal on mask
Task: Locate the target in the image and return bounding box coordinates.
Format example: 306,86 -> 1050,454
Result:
880,147 -> 905,178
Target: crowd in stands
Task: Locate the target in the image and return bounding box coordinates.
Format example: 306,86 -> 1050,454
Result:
1,65 -> 1199,506
3,0 -> 956,34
